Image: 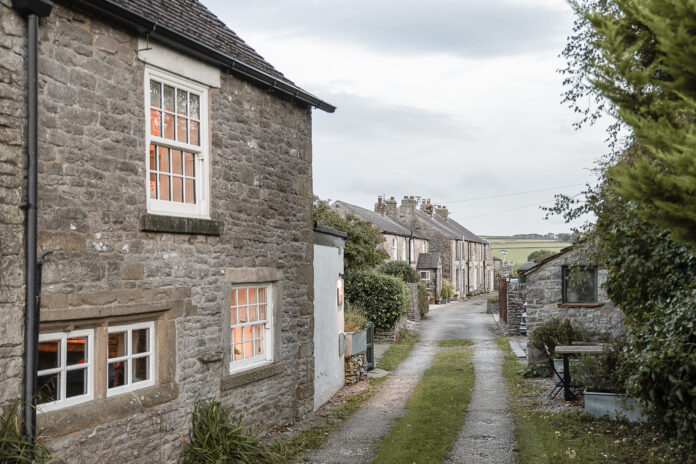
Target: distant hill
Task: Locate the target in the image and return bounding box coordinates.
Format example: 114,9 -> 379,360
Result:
482,236 -> 572,270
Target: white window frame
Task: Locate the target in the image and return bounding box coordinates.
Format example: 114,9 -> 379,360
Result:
420,271 -> 431,282
229,285 -> 274,374
392,238 -> 397,261
106,321 -> 156,397
37,329 -> 94,413
145,67 -> 210,219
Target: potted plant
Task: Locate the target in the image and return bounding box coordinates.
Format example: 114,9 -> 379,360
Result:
344,305 -> 368,356
574,339 -> 647,422
440,280 -> 454,303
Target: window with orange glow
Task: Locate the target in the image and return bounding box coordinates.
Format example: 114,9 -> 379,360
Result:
230,286 -> 272,371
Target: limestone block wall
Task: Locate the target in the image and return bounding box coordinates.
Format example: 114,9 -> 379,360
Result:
1,3 -> 315,462
406,282 -> 420,321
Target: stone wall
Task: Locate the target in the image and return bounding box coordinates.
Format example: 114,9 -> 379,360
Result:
374,314 -> 409,343
344,351 -> 367,385
406,282 -> 420,321
1,3 -> 316,462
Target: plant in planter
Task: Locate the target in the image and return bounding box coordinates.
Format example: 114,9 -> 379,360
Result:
574,339 -> 647,422
440,279 -> 454,303
528,318 -> 590,373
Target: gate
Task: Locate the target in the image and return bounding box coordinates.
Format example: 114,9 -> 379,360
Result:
366,321 -> 375,370
498,278 -> 508,323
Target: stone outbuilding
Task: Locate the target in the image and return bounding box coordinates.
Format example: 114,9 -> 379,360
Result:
416,253 -> 442,298
1,0 -> 333,462
517,247 -> 625,366
332,200 -> 429,267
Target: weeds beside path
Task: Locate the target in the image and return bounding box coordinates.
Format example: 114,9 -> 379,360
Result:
372,339 -> 475,464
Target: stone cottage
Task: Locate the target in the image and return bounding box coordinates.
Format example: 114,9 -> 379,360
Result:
384,196 -> 494,297
1,0 -> 333,461
332,199 -> 429,266
416,252 -> 442,298
517,247 -> 625,365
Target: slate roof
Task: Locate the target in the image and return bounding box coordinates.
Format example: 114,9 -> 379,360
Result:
518,246 -> 574,276
414,210 -> 487,244
313,224 -> 347,239
417,253 -> 441,270
332,201 -> 428,240
517,261 -> 537,273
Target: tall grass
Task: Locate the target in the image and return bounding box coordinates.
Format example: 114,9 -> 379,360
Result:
0,400 -> 54,464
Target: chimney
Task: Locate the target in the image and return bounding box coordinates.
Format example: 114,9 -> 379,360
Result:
420,198 -> 434,216
374,195 -> 385,215
435,205 -> 449,221
384,196 -> 397,218
399,195 -> 418,224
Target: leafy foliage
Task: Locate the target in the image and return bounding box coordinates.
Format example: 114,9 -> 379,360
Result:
528,318 -> 589,359
344,270 -> 410,330
527,249 -> 556,263
344,302 -> 367,332
0,401 -> 54,464
573,338 -> 630,393
377,261 -> 419,284
180,400 -> 276,464
440,279 -> 454,299
313,197 -> 388,271
417,283 -> 429,317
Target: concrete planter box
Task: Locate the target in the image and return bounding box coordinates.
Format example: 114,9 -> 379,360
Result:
584,390 -> 647,423
344,330 -> 367,357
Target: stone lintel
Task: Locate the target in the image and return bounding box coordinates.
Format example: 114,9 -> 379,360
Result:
140,213 -> 224,236
220,363 -> 284,391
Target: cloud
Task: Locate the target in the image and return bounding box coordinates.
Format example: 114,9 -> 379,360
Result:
205,0 -> 571,59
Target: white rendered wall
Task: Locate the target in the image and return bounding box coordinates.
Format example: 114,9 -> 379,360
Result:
313,243 -> 345,410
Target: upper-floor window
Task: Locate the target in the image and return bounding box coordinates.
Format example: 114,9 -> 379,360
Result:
562,266 -> 598,304
146,68 -> 209,218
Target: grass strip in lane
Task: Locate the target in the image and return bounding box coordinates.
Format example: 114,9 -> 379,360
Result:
495,337 -> 670,463
371,339 -> 475,464
376,329 -> 418,371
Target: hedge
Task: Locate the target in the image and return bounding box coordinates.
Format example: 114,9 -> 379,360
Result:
377,261 -> 420,283
345,269 -> 410,330
417,282 -> 429,317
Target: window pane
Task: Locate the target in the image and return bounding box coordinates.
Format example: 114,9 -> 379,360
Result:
190,94 -> 200,119
567,269 -> 595,302
132,329 -> 149,354
38,340 -> 59,370
258,304 -> 267,321
176,89 -> 187,115
258,287 -> 267,304
149,144 -> 156,170
185,179 -> 195,204
150,173 -> 157,199
176,116 -> 187,143
249,288 -> 257,304
66,337 -> 87,365
256,334 -> 264,355
184,153 -> 195,176
66,368 -> 87,398
253,325 -> 261,340
238,288 -> 247,306
159,175 -> 170,201
171,149 -> 182,175
233,327 -> 242,345
150,80 -> 161,108
158,146 -> 169,173
243,325 -> 253,342
189,121 -> 199,146
150,109 -> 161,137
172,177 -> 183,202
238,307 -> 247,324
37,373 -> 59,404
163,113 -> 175,140
233,344 -> 243,361
231,289 -> 236,307
243,341 -> 252,358
133,357 -> 149,383
108,361 -> 126,389
108,332 -> 126,359
163,84 -> 175,112
249,305 -> 257,322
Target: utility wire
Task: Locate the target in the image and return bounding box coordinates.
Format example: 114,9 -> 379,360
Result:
445,183 -> 585,203
458,193 -> 584,219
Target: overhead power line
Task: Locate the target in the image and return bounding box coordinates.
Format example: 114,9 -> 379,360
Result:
459,193 -> 584,219
446,183 -> 585,204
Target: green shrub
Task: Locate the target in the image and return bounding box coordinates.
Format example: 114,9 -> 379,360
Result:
517,366 -> 552,379
440,280 -> 454,299
528,318 -> 589,358
487,296 -> 498,304
1,401 -> 54,463
345,270 -> 410,330
417,283 -> 429,317
574,338 -> 629,393
181,400 -> 276,464
377,261 -> 419,283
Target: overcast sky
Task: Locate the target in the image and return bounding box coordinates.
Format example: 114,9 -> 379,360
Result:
202,0 -> 610,235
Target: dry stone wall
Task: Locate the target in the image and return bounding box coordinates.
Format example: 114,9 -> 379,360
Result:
1,3 -> 315,462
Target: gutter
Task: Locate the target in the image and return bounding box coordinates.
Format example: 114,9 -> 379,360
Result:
68,0 -> 336,113
11,0 -> 53,447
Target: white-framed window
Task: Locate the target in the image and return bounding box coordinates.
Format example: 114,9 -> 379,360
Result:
107,321 -> 155,396
409,240 -> 414,263
230,285 -> 273,372
401,239 -> 407,261
37,329 -> 94,412
392,238 -> 397,261
420,271 -> 431,282
145,67 -> 209,218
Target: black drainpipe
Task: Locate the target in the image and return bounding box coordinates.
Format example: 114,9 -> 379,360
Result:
12,0 -> 53,446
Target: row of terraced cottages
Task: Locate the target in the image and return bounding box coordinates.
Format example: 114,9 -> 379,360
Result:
0,0 -> 337,461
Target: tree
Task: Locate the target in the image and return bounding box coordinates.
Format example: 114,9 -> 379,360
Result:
313,197 -> 388,271
565,0 -> 696,249
527,249 -> 556,263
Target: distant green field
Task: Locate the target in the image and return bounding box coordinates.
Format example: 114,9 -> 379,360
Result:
482,238 -> 571,267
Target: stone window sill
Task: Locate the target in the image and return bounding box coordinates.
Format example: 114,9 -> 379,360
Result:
220,363 -> 284,391
38,382 -> 178,436
140,213 -> 224,236
559,302 -> 604,308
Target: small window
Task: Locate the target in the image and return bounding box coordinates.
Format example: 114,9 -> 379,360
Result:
146,68 -> 209,218
37,329 -> 94,412
107,322 -> 155,396
392,238 -> 397,261
562,266 -> 598,303
420,271 -> 431,282
230,286 -> 273,372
